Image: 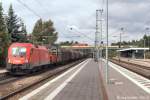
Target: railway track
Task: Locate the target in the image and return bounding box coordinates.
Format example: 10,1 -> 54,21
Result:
110,59 -> 150,79
0,59 -> 85,100
0,72 -> 8,78
0,73 -> 26,85
0,72 -> 14,83
134,59 -> 150,63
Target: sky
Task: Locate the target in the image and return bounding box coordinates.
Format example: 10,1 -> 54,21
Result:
1,0 -> 150,45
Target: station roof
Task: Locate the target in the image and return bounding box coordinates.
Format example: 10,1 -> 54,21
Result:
117,48 -> 149,52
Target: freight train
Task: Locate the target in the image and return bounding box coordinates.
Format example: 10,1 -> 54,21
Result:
6,43 -> 86,74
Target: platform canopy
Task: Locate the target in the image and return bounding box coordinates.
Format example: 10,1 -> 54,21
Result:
117,48 -> 149,52
117,47 -> 150,59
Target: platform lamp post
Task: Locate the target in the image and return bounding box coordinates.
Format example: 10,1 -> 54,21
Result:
105,0 -> 109,84
119,28 -> 124,48
118,27 -> 124,61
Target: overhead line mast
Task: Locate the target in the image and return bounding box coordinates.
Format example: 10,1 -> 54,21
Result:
106,0 -> 109,84
95,10 -> 101,61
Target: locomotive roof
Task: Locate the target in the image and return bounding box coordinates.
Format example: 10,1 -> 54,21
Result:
10,43 -> 47,50
10,43 -> 34,47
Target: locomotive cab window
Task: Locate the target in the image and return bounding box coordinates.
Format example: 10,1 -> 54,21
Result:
12,47 -> 27,57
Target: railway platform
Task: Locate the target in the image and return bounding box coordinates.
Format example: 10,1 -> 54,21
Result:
20,59 -> 105,100
101,59 -> 150,100
19,58 -> 150,100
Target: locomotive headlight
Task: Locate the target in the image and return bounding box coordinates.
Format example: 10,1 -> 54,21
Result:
25,59 -> 28,63
8,59 -> 10,63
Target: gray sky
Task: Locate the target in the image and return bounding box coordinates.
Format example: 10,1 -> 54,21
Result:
1,0 -> 150,45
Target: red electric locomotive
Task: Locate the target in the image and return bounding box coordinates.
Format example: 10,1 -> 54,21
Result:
7,43 -> 54,74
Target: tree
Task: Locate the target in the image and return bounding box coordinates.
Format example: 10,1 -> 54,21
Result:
18,19 -> 28,42
75,41 -> 79,44
32,19 -> 58,45
20,20 -> 27,34
32,19 -> 43,43
59,41 -> 79,46
111,34 -> 150,48
6,4 -> 22,42
0,2 -> 9,66
0,3 -> 6,33
60,41 -> 72,46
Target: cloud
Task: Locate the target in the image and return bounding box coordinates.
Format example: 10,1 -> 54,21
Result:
1,0 -> 150,45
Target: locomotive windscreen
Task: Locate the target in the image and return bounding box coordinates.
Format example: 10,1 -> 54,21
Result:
12,47 -> 26,57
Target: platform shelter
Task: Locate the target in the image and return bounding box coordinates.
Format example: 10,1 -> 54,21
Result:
117,48 -> 149,59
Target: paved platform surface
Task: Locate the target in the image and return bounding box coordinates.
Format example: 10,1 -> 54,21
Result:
100,59 -> 150,100
20,59 -> 104,100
